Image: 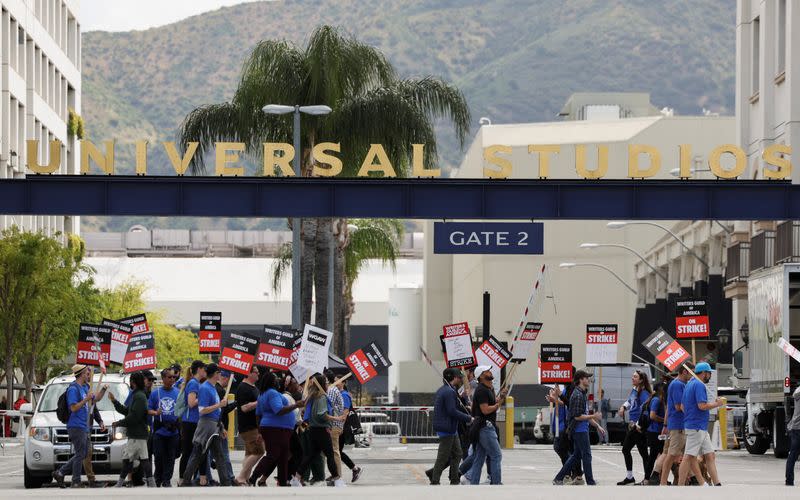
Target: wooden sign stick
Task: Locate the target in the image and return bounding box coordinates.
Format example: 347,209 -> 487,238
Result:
332,372 -> 353,386
223,373 -> 235,399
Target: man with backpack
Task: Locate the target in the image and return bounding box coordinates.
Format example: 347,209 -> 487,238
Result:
53,364 -> 105,488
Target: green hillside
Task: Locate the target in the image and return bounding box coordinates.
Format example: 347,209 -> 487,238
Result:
81,0 -> 736,231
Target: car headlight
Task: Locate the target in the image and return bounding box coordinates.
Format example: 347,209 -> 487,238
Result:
114,428 -> 126,440
29,426 -> 50,442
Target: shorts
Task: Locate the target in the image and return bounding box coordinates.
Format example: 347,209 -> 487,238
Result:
122,438 -> 150,461
684,429 -> 714,457
241,428 -> 265,456
667,430 -> 686,456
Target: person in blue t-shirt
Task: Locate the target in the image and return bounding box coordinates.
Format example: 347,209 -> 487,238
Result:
616,369 -> 652,485
149,367 -> 181,487
178,360 -> 206,484
553,370 -> 604,486
678,363 -> 724,487
53,364 -> 105,488
644,382 -> 666,482
659,366 -> 692,485
249,371 -> 305,486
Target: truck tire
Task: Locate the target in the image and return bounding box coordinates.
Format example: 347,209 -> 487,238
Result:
23,460 -> 45,489
773,408 -> 789,459
742,415 -> 769,455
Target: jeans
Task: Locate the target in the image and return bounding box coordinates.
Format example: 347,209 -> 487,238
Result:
600,417 -> 609,443
429,434 -> 462,484
59,427 -> 89,485
182,435 -> 231,486
468,424 -> 502,485
213,440 -> 234,483
299,428 -> 325,482
787,429 -> 800,485
555,431 -> 595,484
153,433 -> 180,486
297,427 -> 338,479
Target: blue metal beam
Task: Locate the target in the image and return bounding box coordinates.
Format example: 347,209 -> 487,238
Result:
0,175 -> 796,220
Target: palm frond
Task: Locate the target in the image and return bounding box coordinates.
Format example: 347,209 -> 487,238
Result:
270,242 -> 293,293
344,219 -> 404,284
177,103 -> 246,174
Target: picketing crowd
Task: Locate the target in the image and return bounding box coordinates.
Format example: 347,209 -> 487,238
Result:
51,361 -> 362,488
427,361 -> 794,486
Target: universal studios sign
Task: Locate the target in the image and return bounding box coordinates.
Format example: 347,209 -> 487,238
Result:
25,140 -> 794,179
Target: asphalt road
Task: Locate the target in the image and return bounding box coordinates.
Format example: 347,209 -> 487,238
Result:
1,440 -> 797,497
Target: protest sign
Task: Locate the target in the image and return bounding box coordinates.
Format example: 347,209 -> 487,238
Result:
102,319 -> 132,365
123,332 -> 157,372
675,297 -> 710,339
199,311 -> 222,354
119,313 -> 150,334
287,332 -> 311,382
585,324 -> 618,365
295,324 -> 332,375
511,322 -> 542,361
255,326 -> 295,371
540,344 -> 573,383
643,327 -> 691,371
475,336 -> 511,393
76,323 -> 112,366
346,342 -> 392,384
218,331 -> 260,376
441,322 -> 475,368
777,337 -> 800,364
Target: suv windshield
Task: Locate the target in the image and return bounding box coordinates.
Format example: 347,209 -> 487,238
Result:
38,382 -> 129,413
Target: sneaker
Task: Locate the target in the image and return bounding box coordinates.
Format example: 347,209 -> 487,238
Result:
52,470 -> 66,489
87,479 -> 105,488
289,476 -> 303,487
115,479 -> 126,488
552,479 -> 564,485
425,468 -> 434,484
352,466 -> 362,483
162,482 -> 172,488
334,479 -> 346,487
572,476 -> 585,485
617,477 -> 636,486
71,482 -> 84,488
146,477 -> 157,488
459,476 -> 470,485
563,476 -> 574,485
587,481 -> 597,486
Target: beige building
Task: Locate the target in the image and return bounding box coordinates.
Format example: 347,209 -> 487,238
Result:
1,0 -> 81,235
392,94 -> 735,401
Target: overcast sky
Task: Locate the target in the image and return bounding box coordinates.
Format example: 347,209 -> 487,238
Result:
80,0 -> 264,32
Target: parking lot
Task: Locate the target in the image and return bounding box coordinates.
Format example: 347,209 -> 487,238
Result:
0,439 -> 795,495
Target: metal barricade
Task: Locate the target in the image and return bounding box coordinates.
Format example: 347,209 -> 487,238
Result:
354,406 -> 436,445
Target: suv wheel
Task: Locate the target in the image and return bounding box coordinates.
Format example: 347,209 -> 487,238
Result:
23,459 -> 45,489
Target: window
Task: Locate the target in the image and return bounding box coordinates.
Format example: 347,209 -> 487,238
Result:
777,0 -> 787,77
752,17 -> 760,96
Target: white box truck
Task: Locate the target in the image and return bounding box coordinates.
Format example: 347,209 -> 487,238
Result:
743,263 -> 800,458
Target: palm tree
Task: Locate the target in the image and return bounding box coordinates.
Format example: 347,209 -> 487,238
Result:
272,218 -> 403,354
178,26 -> 470,353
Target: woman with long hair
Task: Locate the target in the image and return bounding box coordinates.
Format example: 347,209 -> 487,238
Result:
249,371 -> 305,486
645,382 -> 667,483
616,369 -> 652,485
291,373 -> 346,487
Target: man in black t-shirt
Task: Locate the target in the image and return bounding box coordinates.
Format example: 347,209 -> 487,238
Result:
465,365 -> 507,485
234,366 -> 263,485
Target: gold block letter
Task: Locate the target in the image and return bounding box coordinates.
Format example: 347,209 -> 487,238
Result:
575,144 -> 608,179
762,144 -> 791,179
679,144 -> 693,178
26,139 -> 61,174
357,144 -> 396,177
483,145 -> 512,179
135,140 -> 148,175
528,145 -> 559,178
628,144 -> 661,178
215,142 -> 245,176
411,144 -> 441,178
312,142 -> 343,177
709,144 -> 746,179
263,143 -> 296,177
164,141 -> 198,175
81,140 -> 115,174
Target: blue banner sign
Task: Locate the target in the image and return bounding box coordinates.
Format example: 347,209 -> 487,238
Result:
434,222 -> 543,255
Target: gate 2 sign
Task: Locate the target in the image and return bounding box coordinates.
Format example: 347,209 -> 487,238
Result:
434,222 -> 543,254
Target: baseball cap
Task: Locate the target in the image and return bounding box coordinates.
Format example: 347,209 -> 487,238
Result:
71,364 -> 87,376
694,362 -> 713,374
142,370 -> 156,380
474,365 -> 493,380
219,370 -> 232,378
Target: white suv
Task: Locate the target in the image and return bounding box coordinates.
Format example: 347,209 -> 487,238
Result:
23,373 -> 130,488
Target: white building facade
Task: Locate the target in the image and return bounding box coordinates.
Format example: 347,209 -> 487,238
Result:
1,0 -> 81,235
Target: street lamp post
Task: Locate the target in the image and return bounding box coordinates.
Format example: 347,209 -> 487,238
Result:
607,221 -> 709,268
262,104 -> 332,331
559,262 -> 638,295
580,242 -> 668,282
